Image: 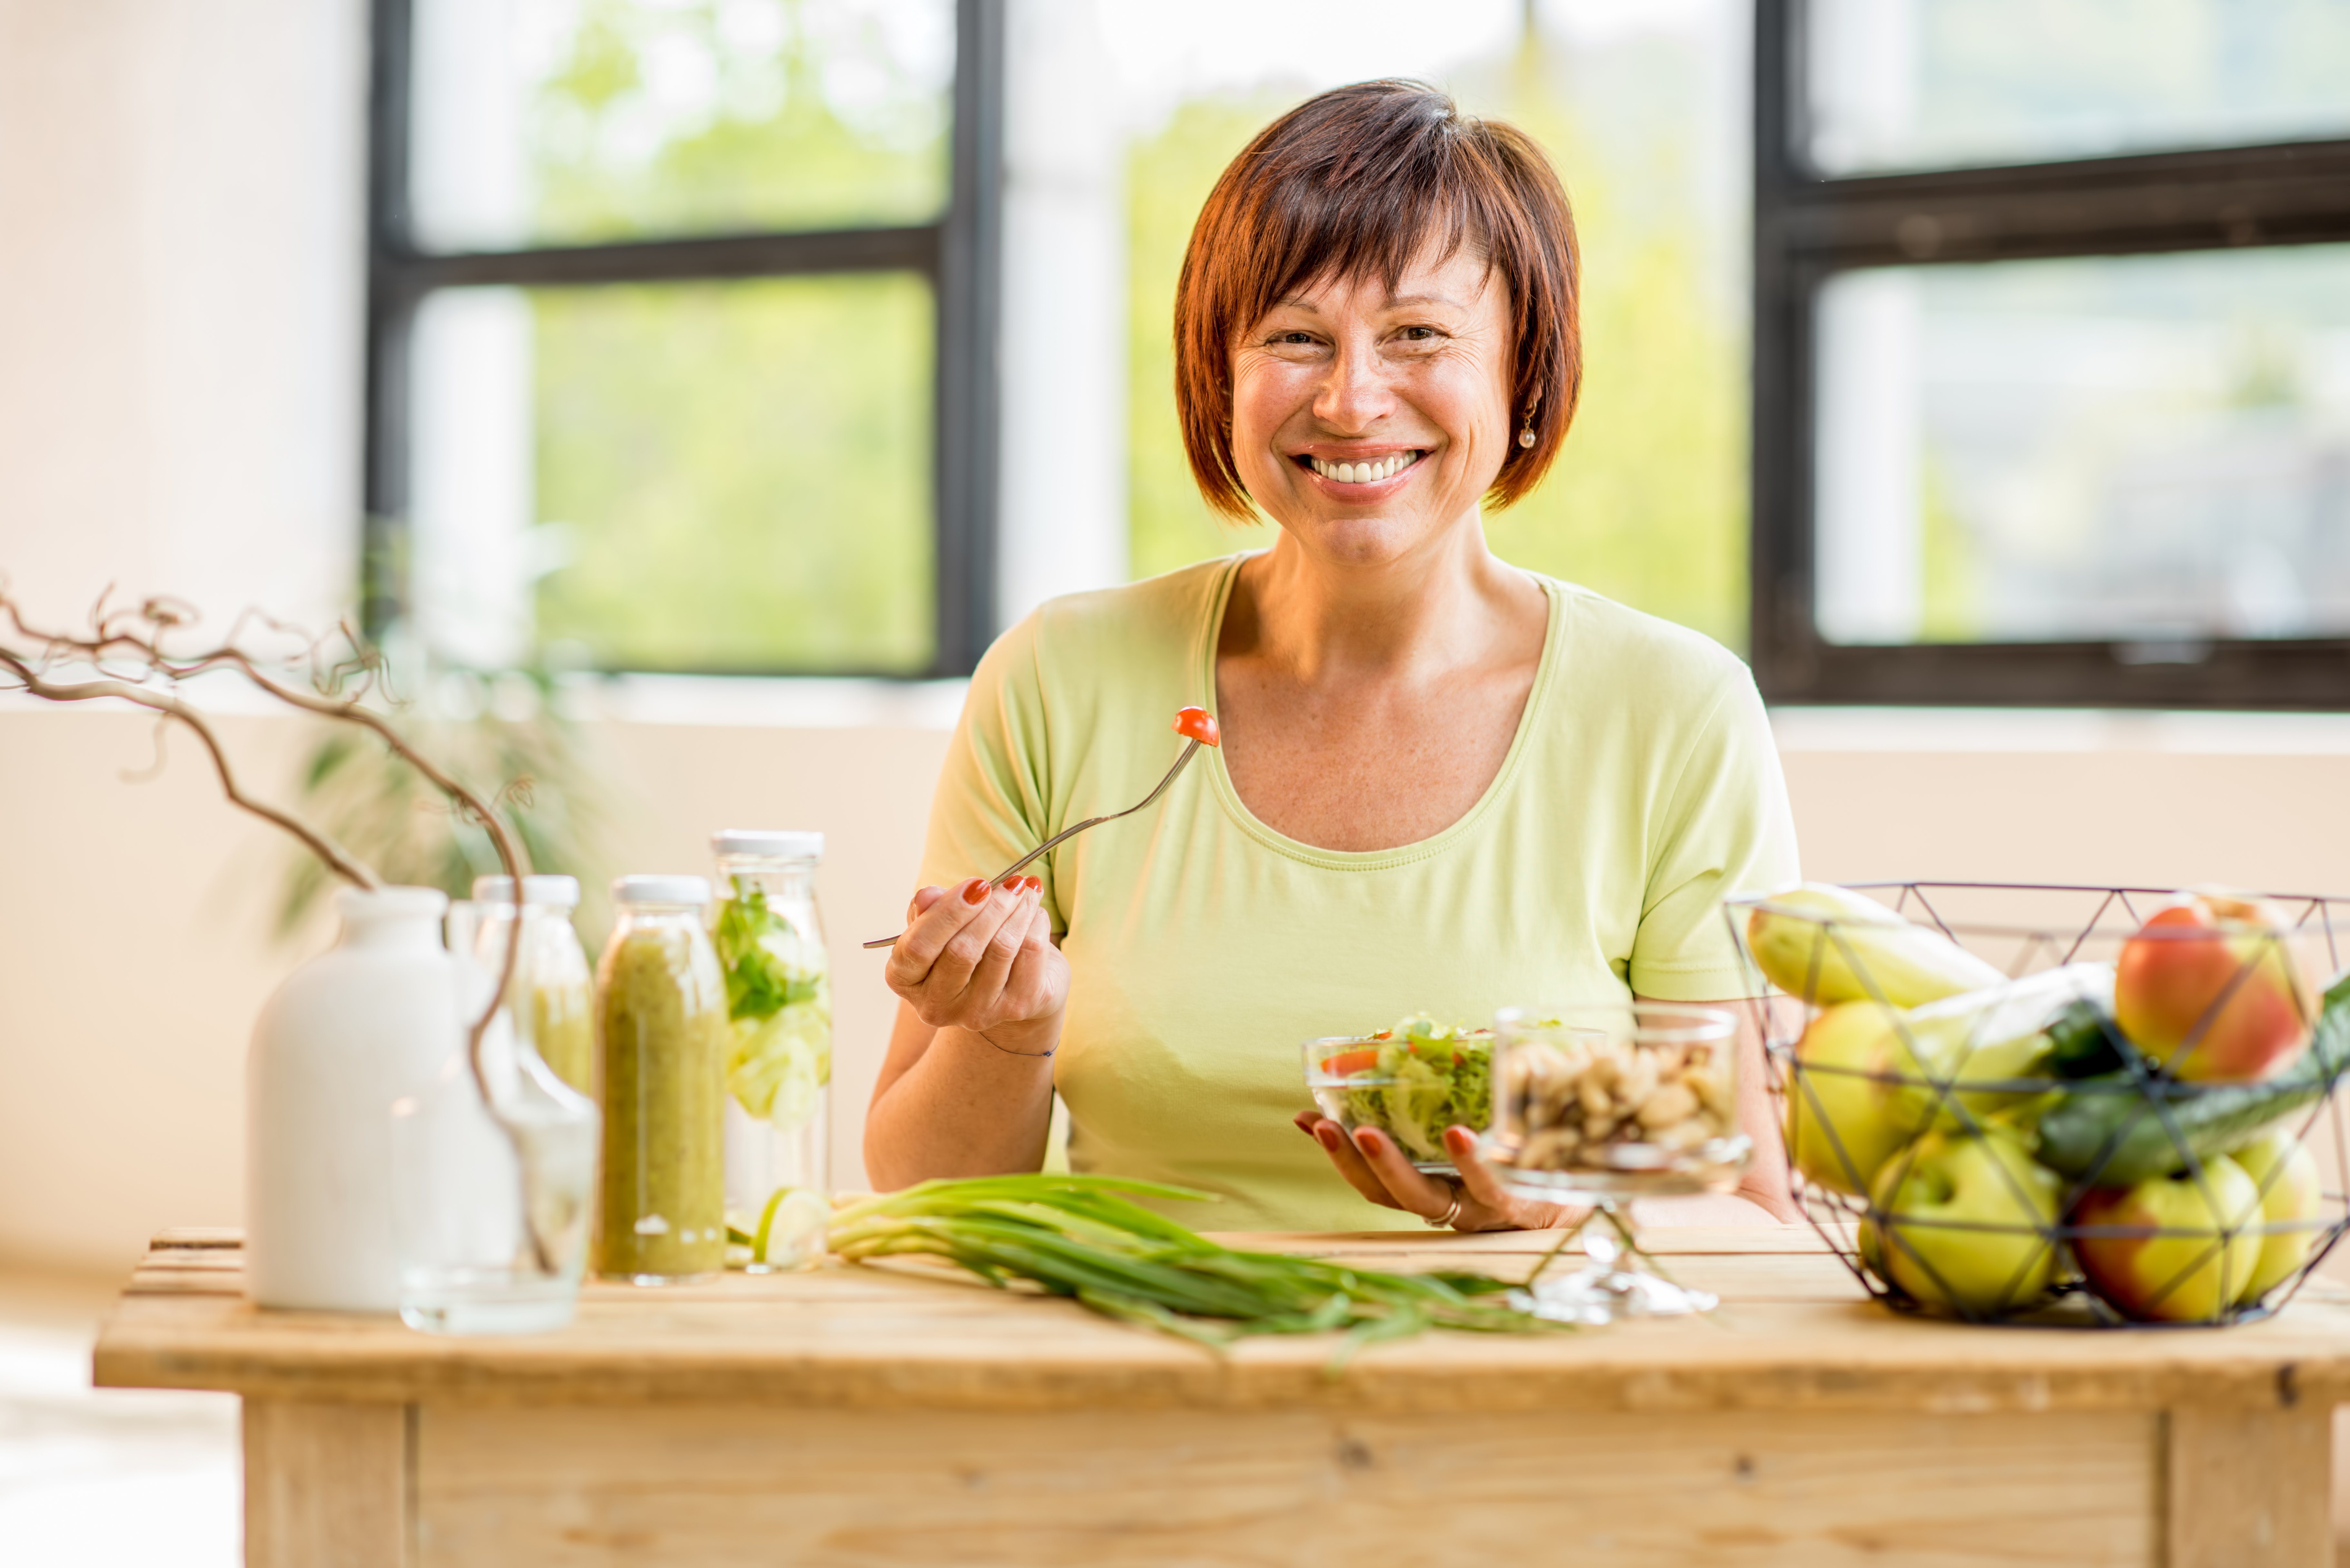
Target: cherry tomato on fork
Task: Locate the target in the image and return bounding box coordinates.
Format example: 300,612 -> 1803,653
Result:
1174,706 -> 1221,747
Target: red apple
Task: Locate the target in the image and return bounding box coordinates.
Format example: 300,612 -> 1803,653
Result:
2073,1156 -> 2261,1322
2113,894 -> 2311,1082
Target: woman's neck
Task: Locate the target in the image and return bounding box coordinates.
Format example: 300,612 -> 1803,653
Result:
1224,508 -> 1543,686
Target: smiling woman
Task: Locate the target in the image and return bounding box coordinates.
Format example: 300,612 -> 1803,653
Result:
864,80 -> 1799,1234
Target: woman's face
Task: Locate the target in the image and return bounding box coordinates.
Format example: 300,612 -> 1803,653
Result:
1229,244 -> 1516,565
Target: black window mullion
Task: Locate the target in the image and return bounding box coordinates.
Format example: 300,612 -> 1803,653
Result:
387,227 -> 943,292
1778,139 -> 2350,269
932,0 -> 1006,678
1748,0 -> 1815,701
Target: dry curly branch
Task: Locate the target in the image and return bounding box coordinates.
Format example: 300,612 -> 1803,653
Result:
1,583 -> 556,1271
0,647 -> 383,889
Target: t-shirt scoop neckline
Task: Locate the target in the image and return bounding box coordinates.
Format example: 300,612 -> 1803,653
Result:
1190,552 -> 1567,874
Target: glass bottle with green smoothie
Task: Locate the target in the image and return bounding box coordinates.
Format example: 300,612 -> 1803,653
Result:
710,830 -> 832,1270
594,875 -> 728,1283
469,876 -> 595,1097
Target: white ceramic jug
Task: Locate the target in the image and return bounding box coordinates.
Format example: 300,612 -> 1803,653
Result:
246,885 -> 462,1311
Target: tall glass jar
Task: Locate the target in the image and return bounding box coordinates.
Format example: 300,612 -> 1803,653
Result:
710,829 -> 832,1271
469,875 -> 595,1097
593,875 -> 728,1284
396,893 -> 599,1334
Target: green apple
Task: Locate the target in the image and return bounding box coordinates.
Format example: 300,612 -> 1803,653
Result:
2073,1155 -> 2261,1323
1864,1125 -> 2062,1318
1786,1000 -> 1928,1196
2229,1130 -> 2324,1304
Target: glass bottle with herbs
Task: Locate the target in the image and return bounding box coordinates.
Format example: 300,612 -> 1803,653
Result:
710,830 -> 832,1270
593,875 -> 728,1283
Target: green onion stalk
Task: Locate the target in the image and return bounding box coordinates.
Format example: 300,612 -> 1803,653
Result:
824,1174 -> 1568,1357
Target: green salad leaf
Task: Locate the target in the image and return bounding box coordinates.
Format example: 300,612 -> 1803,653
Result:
1330,1014 -> 1495,1162
714,885 -> 822,1021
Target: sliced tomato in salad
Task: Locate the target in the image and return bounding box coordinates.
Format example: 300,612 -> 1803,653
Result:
1322,1047 -> 1384,1077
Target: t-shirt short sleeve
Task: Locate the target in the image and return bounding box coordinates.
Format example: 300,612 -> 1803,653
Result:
916,611 -> 1064,930
1626,667 -> 1798,1000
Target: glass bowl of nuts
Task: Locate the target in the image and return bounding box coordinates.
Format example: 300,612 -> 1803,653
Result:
1481,1002 -> 1751,1322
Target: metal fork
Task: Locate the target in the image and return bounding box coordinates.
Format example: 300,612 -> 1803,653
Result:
862,736 -> 1209,950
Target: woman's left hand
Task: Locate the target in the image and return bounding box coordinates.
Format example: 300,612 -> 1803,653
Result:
1293,1112 -> 1583,1232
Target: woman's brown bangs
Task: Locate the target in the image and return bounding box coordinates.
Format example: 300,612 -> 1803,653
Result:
1230,159 -> 1490,348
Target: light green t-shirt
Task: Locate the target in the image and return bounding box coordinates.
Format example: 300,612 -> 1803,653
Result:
918,555 -> 1798,1232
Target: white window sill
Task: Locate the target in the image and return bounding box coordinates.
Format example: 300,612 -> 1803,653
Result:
1771,706 -> 2350,755
577,674 -> 970,731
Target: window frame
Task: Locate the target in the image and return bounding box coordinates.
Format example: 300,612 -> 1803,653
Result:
363,0 -> 1004,678
1751,0 -> 2350,709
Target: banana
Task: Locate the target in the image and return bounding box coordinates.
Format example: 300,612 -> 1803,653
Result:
1747,883 -> 2004,1007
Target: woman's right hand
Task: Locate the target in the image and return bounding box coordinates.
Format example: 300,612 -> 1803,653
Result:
883,878 -> 1067,1055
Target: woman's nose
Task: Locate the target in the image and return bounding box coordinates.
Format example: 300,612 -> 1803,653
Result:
1312,339 -> 1395,431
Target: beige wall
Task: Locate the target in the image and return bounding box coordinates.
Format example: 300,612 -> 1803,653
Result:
0,0 -> 365,632
9,701 -> 2350,1274
1782,748 -> 2350,894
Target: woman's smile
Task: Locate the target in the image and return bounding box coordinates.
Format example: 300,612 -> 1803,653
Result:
1293,447 -> 1429,491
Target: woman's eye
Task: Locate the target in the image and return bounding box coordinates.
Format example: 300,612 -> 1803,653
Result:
1399,326 -> 1439,342
1272,331 -> 1316,345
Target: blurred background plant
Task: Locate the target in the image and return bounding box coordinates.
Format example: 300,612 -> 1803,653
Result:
275,657 -> 610,942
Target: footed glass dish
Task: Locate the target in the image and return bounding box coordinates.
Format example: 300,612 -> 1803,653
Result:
1481,1002 -> 1750,1324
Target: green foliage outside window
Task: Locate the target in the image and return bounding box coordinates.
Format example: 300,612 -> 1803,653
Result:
526,0 -> 951,244
531,275 -> 936,674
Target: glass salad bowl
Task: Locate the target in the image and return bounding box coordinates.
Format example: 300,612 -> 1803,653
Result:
1481,1002 -> 1751,1323
1302,1017 -> 1496,1173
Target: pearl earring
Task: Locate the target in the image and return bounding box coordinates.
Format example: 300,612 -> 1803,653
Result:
1517,424 -> 1537,449
1517,389 -> 1542,449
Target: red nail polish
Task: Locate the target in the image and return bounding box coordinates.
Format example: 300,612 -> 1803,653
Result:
1025,876 -> 1043,893
962,879 -> 990,905
1315,1125 -> 1340,1150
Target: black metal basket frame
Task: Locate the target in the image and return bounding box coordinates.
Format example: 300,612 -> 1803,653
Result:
1724,881 -> 2350,1329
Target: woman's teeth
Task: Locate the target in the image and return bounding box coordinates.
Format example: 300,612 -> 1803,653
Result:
1307,450 -> 1422,484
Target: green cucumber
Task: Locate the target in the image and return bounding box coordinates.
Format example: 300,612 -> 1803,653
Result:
2034,972 -> 2350,1185
2046,1000 -> 2126,1080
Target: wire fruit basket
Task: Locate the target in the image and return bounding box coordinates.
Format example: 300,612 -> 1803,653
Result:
1724,882 -> 2350,1328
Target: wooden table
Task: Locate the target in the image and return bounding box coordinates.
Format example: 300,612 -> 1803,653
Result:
93,1224 -> 2347,1567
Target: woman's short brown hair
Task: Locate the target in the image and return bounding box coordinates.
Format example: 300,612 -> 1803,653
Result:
1173,80 -> 1582,521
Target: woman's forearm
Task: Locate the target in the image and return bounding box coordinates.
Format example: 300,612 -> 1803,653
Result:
862,1004 -> 1061,1189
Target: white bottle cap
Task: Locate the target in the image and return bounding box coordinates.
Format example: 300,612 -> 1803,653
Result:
611,875 -> 712,907
471,874 -> 582,907
711,829 -> 825,861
